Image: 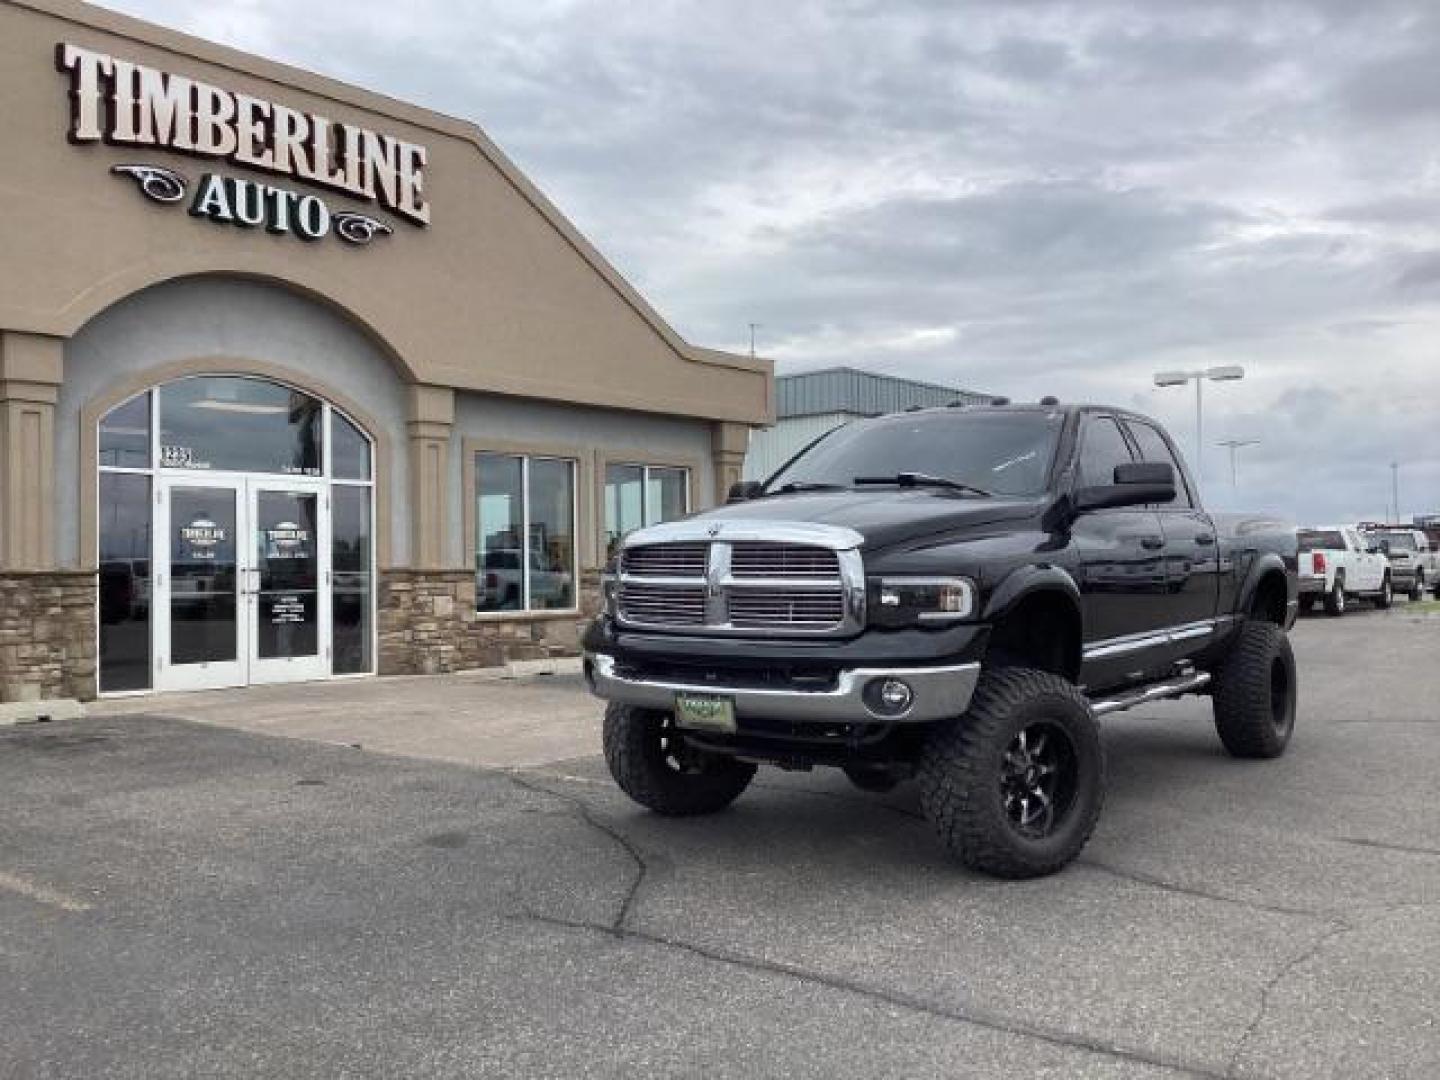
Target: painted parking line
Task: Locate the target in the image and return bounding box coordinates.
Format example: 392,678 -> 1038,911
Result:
0,870 -> 93,913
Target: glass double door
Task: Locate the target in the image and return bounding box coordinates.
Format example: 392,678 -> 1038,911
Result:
156,476 -> 330,691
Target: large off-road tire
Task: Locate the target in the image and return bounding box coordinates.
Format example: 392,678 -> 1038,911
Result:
602,703 -> 756,816
842,763 -> 901,793
1298,595 -> 1316,614
1323,576 -> 1346,616
1211,621 -> 1297,759
918,667 -> 1105,879
1373,575 -> 1393,609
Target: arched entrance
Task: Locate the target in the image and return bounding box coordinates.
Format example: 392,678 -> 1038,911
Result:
97,374 -> 376,693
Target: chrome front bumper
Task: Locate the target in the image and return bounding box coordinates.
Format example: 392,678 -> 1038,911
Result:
584,653 -> 982,725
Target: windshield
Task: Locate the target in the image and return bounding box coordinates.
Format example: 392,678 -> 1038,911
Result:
767,409 -> 1065,497
1298,529 -> 1344,551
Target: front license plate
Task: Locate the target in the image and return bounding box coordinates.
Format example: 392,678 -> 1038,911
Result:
673,693 -> 737,734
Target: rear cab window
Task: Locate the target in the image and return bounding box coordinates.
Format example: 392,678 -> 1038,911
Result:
1123,420 -> 1193,508
1298,530 -> 1345,551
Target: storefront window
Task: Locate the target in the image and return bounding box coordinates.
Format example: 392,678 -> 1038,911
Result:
98,472 -> 152,691
475,452 -> 577,612
99,393 -> 151,469
159,376 -> 322,475
604,464 -> 690,558
332,411 -> 372,481
96,375 -> 377,690
332,485 -> 373,674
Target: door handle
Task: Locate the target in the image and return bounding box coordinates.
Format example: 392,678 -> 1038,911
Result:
1195,533 -> 1216,546
1140,535 -> 1166,550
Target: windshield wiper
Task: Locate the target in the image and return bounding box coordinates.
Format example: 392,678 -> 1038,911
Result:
765,481 -> 848,496
852,472 -> 993,497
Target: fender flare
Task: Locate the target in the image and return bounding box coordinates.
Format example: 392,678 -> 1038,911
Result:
981,565 -> 1084,678
982,565 -> 1082,624
1237,551 -> 1291,615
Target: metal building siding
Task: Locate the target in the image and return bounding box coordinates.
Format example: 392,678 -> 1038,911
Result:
743,413 -> 856,480
777,367 -> 988,419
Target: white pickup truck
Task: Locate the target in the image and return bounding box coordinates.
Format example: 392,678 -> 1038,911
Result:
1297,525 -> 1392,615
1364,526 -> 1440,600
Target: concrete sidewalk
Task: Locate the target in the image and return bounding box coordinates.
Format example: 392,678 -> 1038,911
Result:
87,663 -> 601,769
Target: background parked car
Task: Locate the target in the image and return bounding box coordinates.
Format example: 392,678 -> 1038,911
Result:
1362,526 -> 1440,600
1297,525 -> 1391,615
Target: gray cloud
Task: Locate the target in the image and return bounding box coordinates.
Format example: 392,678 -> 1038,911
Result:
101,0 -> 1440,524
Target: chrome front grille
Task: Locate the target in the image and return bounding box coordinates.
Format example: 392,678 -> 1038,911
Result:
615,582 -> 707,627
622,543 -> 709,578
728,589 -> 846,628
614,527 -> 864,637
730,542 -> 840,578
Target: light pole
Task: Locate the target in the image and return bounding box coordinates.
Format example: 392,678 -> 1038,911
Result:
1216,438 -> 1260,487
1153,365 -> 1245,481
1391,462 -> 1400,524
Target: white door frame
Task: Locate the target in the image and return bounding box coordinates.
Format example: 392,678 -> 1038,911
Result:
155,474 -> 248,692
154,473 -> 332,691
247,478 -> 331,685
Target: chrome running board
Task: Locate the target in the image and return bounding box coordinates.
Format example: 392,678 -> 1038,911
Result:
1090,671 -> 1212,717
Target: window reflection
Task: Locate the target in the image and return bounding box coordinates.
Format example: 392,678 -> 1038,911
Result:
475,453 -> 575,612
529,458 -> 575,611
332,486 -> 373,674
332,411 -> 372,481
160,377 -> 322,475
99,393 -> 151,469
604,464 -> 689,559
98,472 -> 151,691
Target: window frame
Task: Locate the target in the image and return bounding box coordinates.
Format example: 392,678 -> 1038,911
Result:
1074,413 -> 1137,493
466,440 -> 586,618
1122,419 -> 1194,509
602,461 -> 693,559
593,447 -> 702,565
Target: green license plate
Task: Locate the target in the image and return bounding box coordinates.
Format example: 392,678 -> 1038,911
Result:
673,693 -> 737,734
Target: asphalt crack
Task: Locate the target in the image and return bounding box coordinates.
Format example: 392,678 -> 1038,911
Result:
505,772 -> 648,932
1078,859 -> 1326,920
1222,920 -> 1353,1078
513,909 -> 1225,1079
1332,835 -> 1440,858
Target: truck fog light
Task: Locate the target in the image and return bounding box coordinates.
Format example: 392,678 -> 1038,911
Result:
866,677 -> 914,716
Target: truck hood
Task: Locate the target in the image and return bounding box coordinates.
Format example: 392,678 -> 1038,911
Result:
690,490 -> 1043,551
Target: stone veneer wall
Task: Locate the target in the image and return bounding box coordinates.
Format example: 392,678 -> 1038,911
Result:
378,569 -> 602,677
0,572 -> 97,702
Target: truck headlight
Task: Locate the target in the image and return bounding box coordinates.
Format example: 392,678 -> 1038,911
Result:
868,576 -> 976,627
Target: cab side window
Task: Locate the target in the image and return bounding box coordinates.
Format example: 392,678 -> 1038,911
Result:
1124,421 -> 1192,508
1077,416 -> 1135,489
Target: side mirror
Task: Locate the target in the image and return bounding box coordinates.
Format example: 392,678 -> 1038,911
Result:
727,480 -> 765,503
1074,461 -> 1176,513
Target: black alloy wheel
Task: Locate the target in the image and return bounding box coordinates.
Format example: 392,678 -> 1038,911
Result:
999,722 -> 1078,840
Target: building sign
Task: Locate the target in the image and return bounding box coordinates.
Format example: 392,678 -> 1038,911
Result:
265,522 -> 311,560
179,517 -> 226,560
56,42 -> 430,246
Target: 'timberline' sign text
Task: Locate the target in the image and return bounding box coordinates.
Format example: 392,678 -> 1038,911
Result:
57,42 -> 430,246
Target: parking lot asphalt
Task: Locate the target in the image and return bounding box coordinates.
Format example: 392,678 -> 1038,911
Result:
2,608 -> 1437,1079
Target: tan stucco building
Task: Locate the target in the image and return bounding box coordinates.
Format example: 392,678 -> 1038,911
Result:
0,0 -> 772,704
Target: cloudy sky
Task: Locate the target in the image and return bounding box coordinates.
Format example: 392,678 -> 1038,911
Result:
107,0 -> 1439,524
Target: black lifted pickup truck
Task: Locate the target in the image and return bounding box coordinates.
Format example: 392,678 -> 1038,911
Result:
583,400 -> 1300,878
